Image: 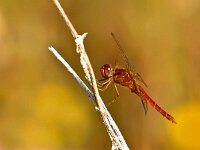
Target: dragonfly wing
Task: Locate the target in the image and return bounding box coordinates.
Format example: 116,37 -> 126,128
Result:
111,32 -> 134,72
111,33 -> 147,87
134,72 -> 148,88
141,97 -> 148,115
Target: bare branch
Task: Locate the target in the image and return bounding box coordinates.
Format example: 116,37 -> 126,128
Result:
51,0 -> 130,149
52,0 -> 77,38
48,46 -> 96,104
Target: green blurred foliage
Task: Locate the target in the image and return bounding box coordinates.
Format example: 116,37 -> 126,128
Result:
0,0 -> 200,149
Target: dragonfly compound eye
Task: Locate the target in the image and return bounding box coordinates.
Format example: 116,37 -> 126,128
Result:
100,64 -> 113,78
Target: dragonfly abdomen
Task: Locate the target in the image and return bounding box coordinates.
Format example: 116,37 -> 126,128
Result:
138,86 -> 177,124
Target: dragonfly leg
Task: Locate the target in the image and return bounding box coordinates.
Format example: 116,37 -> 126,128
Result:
97,78 -> 109,87
106,97 -> 118,107
97,77 -> 112,91
98,78 -> 110,82
97,78 -> 120,107
106,84 -> 120,107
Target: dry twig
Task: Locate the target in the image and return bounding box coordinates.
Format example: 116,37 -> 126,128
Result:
49,0 -> 130,149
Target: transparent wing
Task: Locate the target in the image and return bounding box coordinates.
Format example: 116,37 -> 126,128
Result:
111,32 -> 133,72
141,97 -> 148,115
134,72 -> 148,88
111,32 -> 147,87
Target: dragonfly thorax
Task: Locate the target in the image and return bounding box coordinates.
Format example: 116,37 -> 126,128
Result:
100,64 -> 113,79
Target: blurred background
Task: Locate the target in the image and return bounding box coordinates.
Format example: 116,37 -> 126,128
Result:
0,0 -> 200,150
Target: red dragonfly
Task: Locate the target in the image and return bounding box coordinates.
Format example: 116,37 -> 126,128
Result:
98,32 -> 177,124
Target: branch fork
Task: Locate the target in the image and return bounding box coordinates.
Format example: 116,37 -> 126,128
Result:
49,0 -> 130,149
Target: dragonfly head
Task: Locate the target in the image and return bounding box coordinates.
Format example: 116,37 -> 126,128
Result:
100,64 -> 113,79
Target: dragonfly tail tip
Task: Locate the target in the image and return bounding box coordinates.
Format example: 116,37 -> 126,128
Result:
172,119 -> 177,124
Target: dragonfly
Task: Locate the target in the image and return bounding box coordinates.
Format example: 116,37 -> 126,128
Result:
97,32 -> 177,124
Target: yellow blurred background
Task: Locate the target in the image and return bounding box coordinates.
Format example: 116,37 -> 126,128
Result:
0,0 -> 200,150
